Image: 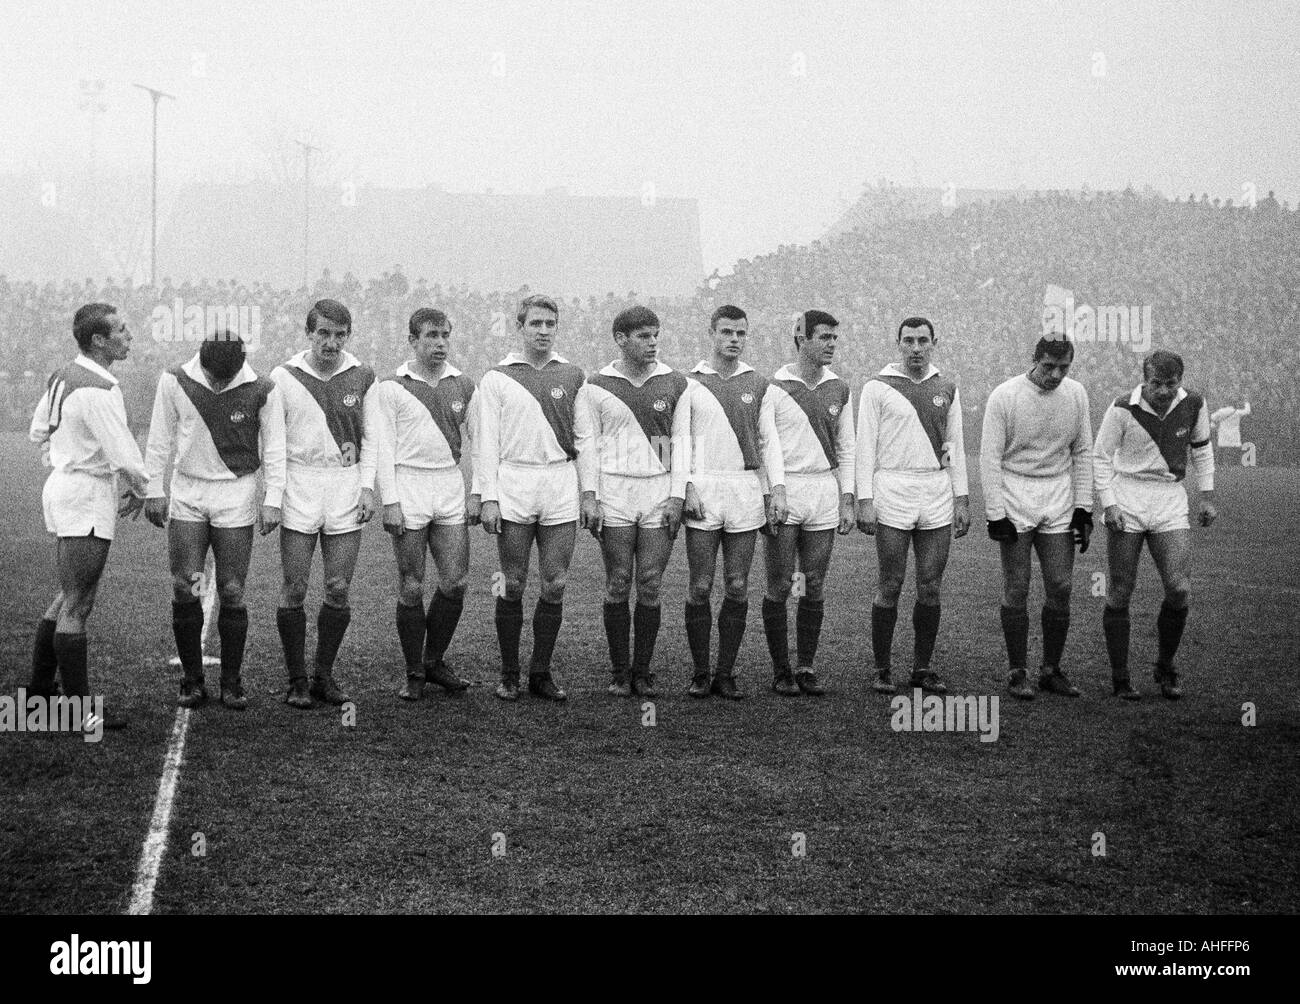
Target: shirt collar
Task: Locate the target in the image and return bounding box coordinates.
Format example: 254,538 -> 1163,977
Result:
397,359 -> 463,384
499,350 -> 569,369
182,354 -> 257,392
288,348 -> 359,380
599,360 -> 673,383
880,362 -> 939,383
74,354 -> 118,386
774,363 -> 839,387
1130,384 -> 1187,417
692,360 -> 754,377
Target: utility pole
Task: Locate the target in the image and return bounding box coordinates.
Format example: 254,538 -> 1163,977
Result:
133,84 -> 175,287
294,140 -> 319,290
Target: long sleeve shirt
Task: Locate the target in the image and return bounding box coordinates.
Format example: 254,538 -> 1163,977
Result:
472,352 -> 597,503
979,373 -> 1092,519
1093,385 -> 1214,510
144,354 -> 286,508
768,363 -> 855,495
855,363 -> 967,500
29,354 -> 147,494
270,349 -> 377,491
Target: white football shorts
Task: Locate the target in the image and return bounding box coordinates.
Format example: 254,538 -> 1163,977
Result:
601,472 -> 672,529
784,471 -> 842,532
42,469 -> 118,540
684,470 -> 766,534
999,470 -> 1073,535
870,469 -> 953,531
495,459 -> 579,526
1109,475 -> 1189,534
395,465 -> 466,529
282,462 -> 364,535
167,471 -> 259,528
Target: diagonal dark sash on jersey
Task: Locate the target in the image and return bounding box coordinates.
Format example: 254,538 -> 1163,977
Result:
775,377 -> 849,470
693,371 -> 766,470
872,373 -> 953,466
284,364 -> 374,465
494,361 -> 586,460
1116,392 -> 1204,480
393,373 -> 474,463
172,368 -> 273,477
588,371 -> 688,465
45,361 -> 113,433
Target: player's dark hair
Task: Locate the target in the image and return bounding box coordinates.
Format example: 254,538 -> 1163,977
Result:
710,304 -> 747,329
1143,349 -> 1184,381
72,303 -> 117,351
795,309 -> 838,349
612,305 -> 659,337
409,308 -> 451,338
1033,335 -> 1075,362
897,316 -> 935,342
200,330 -> 246,380
307,298 -> 351,334
517,294 -> 559,326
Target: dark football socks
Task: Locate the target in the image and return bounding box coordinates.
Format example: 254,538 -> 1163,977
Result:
1102,605 -> 1130,678
396,601 -> 426,672
1041,605 -> 1070,669
172,599 -> 205,682
314,604 -> 351,674
603,600 -> 631,678
529,599 -> 563,676
762,597 -> 789,672
795,597 -> 824,667
632,603 -> 661,676
217,606 -> 249,683
495,597 -> 524,678
423,589 -> 464,667
871,602 -> 897,670
685,601 -> 712,674
53,632 -> 89,698
277,607 -> 307,680
30,617 -> 58,694
912,602 -> 940,670
716,598 -> 748,678
1000,604 -> 1029,669
1156,601 -> 1189,669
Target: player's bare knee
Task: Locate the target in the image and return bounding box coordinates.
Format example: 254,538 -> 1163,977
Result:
1165,581 -> 1190,608
687,577 -> 713,605
916,579 -> 943,606
1044,580 -> 1072,609
635,574 -> 662,607
803,573 -> 826,602
280,577 -> 309,608
723,573 -> 748,602
439,574 -> 468,601
218,580 -> 246,609
765,580 -> 792,603
398,574 -> 424,608
323,576 -> 351,608
1002,582 -> 1030,608
171,572 -> 198,604
877,575 -> 904,606
539,578 -> 567,604
605,570 -> 633,603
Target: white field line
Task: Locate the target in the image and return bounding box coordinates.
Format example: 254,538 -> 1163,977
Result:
128,553 -> 215,914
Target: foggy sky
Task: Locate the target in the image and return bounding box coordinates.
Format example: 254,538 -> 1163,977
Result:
2,0 -> 1297,274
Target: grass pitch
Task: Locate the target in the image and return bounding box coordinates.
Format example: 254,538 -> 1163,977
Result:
1,433 -> 1296,914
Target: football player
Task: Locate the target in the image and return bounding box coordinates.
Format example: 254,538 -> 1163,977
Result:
682,305 -> 787,700
371,308 -> 475,700
761,311 -> 855,696
1094,350 -> 1216,700
270,300 -> 378,710
28,303 -> 149,731
584,306 -> 690,697
143,330 -> 286,710
981,335 -> 1093,700
474,294 -> 597,702
856,317 -> 969,695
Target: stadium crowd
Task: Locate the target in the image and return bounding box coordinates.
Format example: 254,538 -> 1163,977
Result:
2,188 -> 1295,463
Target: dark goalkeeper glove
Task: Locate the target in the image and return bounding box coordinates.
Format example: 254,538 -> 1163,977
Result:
1071,508 -> 1094,552
986,516 -> 1017,543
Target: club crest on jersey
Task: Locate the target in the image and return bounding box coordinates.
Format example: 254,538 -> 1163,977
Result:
229,410 -> 246,424
653,399 -> 667,412
1175,427 -> 1187,437
828,404 -> 841,416
451,400 -> 464,413
343,393 -> 360,407
740,392 -> 755,404
550,387 -> 565,399
932,395 -> 946,407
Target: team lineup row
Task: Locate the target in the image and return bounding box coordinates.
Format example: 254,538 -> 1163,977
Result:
26,295 -> 1218,732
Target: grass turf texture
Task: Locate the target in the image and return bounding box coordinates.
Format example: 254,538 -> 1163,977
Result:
1,433 -> 1296,913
